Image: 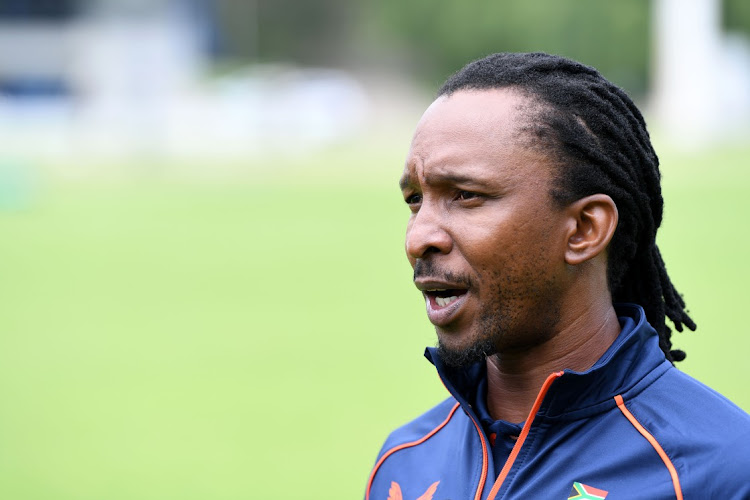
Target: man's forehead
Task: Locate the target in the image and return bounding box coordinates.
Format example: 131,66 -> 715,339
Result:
415,89 -> 530,134
401,89 -> 539,190
409,91 -> 533,156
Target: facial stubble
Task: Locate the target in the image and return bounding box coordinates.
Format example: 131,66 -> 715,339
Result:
435,265 -> 562,369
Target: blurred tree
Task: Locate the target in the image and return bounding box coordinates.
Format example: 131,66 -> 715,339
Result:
213,0 -> 357,65
209,0 -> 750,96
368,0 -> 651,95
724,0 -> 750,34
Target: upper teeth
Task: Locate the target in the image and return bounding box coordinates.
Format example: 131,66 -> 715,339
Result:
436,296 -> 458,307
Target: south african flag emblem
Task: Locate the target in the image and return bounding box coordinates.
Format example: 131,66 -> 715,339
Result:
568,481 -> 608,499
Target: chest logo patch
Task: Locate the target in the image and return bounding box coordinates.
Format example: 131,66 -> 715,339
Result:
568,481 -> 609,499
387,480 -> 439,500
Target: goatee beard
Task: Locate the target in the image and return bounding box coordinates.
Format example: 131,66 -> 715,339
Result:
436,336 -> 496,369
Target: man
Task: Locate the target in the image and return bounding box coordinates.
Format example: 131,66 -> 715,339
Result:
365,53 -> 750,500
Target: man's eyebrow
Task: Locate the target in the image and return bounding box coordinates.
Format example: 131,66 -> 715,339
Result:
427,172 -> 484,186
400,171 -> 488,191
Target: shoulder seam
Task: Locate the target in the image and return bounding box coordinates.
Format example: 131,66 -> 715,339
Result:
616,360 -> 672,404
614,394 -> 683,500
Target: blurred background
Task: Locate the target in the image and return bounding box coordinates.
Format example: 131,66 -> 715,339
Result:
0,0 -> 748,498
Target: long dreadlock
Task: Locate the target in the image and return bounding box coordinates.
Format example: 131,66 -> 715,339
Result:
438,52 -> 695,363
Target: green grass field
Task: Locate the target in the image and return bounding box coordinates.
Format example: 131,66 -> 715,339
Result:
0,139 -> 748,499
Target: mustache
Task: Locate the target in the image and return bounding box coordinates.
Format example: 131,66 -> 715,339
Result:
413,260 -> 474,288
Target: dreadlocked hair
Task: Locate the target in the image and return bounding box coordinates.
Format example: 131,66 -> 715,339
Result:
438,52 -> 695,363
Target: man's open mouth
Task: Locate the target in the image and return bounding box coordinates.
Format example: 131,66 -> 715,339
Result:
424,289 -> 469,308
414,278 -> 471,325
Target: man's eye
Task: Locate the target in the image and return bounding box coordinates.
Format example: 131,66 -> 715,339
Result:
405,193 -> 422,204
457,191 -> 480,201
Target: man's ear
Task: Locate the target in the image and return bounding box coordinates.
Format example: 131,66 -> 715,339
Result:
564,194 -> 618,266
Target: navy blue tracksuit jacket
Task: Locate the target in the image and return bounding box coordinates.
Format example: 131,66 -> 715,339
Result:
366,304 -> 750,499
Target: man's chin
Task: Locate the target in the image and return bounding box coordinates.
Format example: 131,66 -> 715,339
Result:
436,336 -> 496,369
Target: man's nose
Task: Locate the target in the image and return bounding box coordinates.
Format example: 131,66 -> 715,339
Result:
405,205 -> 452,260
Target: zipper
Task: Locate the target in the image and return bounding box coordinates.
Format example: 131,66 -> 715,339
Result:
466,411 -> 490,500
484,370 -> 564,500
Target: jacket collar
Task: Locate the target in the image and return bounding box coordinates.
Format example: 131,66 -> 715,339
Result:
425,304 -> 672,421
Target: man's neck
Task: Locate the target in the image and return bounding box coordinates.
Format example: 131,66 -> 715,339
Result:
484,304 -> 621,424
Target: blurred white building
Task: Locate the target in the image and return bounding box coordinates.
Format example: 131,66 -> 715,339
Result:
653,0 -> 750,148
0,0 -> 368,164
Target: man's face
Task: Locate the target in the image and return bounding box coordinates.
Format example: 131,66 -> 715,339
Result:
400,89 -> 572,368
